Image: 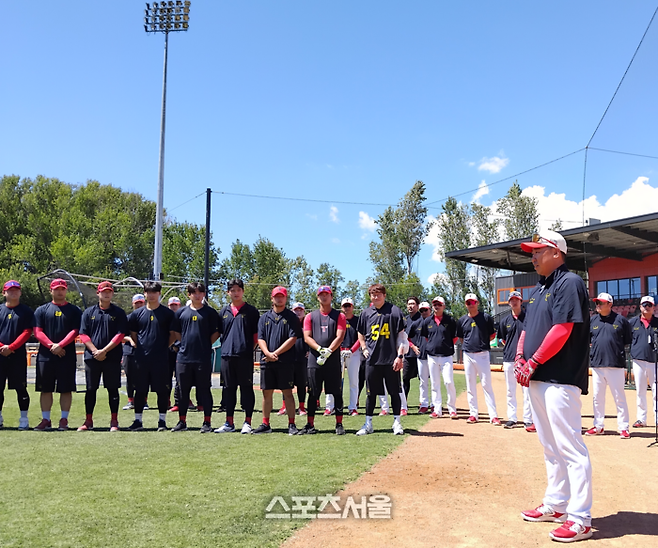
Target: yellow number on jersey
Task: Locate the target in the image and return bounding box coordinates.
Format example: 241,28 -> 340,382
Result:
371,324 -> 380,341
371,322 -> 390,341
380,323 -> 390,339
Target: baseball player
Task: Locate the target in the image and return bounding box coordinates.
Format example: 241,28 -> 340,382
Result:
300,285 -> 346,435
457,293 -> 500,425
339,297 -> 362,416
127,281 -> 176,431
280,302 -> 308,416
33,278 -> 82,431
170,282 -> 220,433
497,291 -> 534,430
254,286 -> 302,435
403,297 -> 422,410
77,281 -> 128,432
122,294 -> 145,411
516,230 -> 593,543
419,296 -> 458,419
166,296 -> 185,413
629,295 -> 658,428
214,279 -> 260,434
586,292 -> 632,438
0,280 -> 34,430
415,301 -> 431,413
356,283 -> 407,436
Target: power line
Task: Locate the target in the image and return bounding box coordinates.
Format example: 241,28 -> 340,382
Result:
212,190 -> 395,208
588,147 -> 658,160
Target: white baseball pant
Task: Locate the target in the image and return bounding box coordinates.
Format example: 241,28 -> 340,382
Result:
463,351 -> 498,420
380,384 -> 408,412
418,357 -> 430,408
427,354 -> 456,415
591,367 -> 629,431
529,381 -> 592,527
632,359 -> 657,425
503,361 -> 533,424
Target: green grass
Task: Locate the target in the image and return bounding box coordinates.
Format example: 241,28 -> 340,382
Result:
0,374 -> 466,548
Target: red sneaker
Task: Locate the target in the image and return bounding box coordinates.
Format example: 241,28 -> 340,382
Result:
77,420 -> 93,432
491,417 -> 502,426
466,416 -> 477,424
110,419 -> 120,432
297,408 -> 307,416
430,411 -> 441,418
277,406 -> 287,416
169,405 -> 180,413
619,430 -> 630,439
400,409 -> 408,416
349,409 -> 358,416
549,520 -> 592,542
323,408 -> 332,416
418,406 -> 429,414
585,426 -> 603,436
379,410 -> 389,416
58,418 -> 69,431
450,412 -> 458,420
525,423 -> 537,433
521,504 -> 566,523
34,419 -> 52,431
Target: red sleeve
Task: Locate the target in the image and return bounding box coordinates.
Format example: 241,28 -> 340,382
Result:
8,328 -> 33,351
337,312 -> 347,331
452,337 -> 458,344
59,329 -> 79,348
34,327 -> 54,348
303,314 -> 312,332
516,330 -> 526,358
532,323 -> 573,364
79,334 -> 92,344
111,333 -> 125,346
253,333 -> 258,345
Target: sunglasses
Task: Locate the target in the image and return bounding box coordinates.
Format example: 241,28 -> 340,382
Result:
641,302 -> 654,307
432,302 -> 444,307
532,233 -> 559,248
342,304 -> 353,308
465,300 -> 477,305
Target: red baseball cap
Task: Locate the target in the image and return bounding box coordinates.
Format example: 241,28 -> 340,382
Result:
271,286 -> 287,297
50,278 -> 68,290
317,285 -> 332,295
97,281 -> 114,292
3,280 -> 21,291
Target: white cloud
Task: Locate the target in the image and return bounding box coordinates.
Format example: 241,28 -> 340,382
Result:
472,180 -> 490,203
329,206 -> 339,223
476,155 -> 509,174
358,211 -> 377,232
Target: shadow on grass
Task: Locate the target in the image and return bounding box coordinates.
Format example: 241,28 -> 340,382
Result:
407,430 -> 464,438
592,511 -> 658,539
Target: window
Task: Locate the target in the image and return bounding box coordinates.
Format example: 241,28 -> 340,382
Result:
497,286 -> 534,304
648,275 -> 657,297
596,277 -> 642,300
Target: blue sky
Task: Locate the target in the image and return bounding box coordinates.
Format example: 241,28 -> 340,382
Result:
3,1 -> 658,287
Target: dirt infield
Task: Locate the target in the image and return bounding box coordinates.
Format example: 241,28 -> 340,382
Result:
283,371 -> 658,547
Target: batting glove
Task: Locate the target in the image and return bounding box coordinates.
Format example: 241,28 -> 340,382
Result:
317,347 -> 332,366
515,357 -> 538,387
340,349 -> 351,360
362,347 -> 370,359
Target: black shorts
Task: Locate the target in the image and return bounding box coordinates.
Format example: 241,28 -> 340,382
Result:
36,356 -> 77,393
133,359 -> 171,394
403,357 -> 418,382
85,359 -> 122,391
260,362 -> 295,391
0,356 -> 28,390
307,363 -> 341,398
366,363 -> 401,396
176,361 -> 211,390
293,360 -> 307,389
221,356 -> 254,388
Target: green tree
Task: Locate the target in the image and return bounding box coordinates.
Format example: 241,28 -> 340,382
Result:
315,262 -> 345,308
436,197 -> 471,310
289,256 -> 316,309
162,221 -> 220,283
496,181 -> 539,240
471,203 -> 500,314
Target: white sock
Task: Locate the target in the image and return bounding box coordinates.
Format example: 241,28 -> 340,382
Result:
394,416 -> 400,422
20,410 -> 28,419
61,411 -> 69,420
43,411 -> 51,420
135,413 -> 143,422
159,413 -> 166,421
365,416 -> 373,426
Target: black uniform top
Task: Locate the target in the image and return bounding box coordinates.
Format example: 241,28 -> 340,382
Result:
294,333 -> 308,364
357,302 -> 405,366
80,303 -> 129,362
34,302 -> 82,364
171,304 -> 220,365
629,315 -> 658,362
258,308 -> 302,365
404,312 -> 423,359
123,310 -> 137,356
420,313 -> 457,357
522,264 -> 590,394
341,315 -> 359,350
218,303 -> 260,358
497,310 -> 526,363
306,309 -> 344,369
127,305 -> 175,365
0,303 -> 35,365
457,312 -> 495,353
590,312 -> 631,368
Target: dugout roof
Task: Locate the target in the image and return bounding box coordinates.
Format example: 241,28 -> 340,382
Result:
445,211 -> 658,272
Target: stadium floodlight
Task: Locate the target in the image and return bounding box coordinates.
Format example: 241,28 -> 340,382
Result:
143,1 -> 191,281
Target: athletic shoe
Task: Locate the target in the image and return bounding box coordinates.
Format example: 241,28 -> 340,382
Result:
633,420 -> 646,428
430,411 -> 441,419
585,426 -> 603,436
143,402 -> 149,410
349,409 -> 359,416
171,420 -> 188,432
110,420 -> 119,432
288,424 -> 299,436
296,424 -> 317,435
466,416 -> 477,424
379,410 -> 389,416
128,419 -> 143,431
197,405 -> 204,412
122,401 -> 134,410
525,423 -> 537,433
169,405 -> 180,413
277,406 -> 287,416
58,418 -> 69,431
400,409 -> 408,416
251,423 -> 272,434
18,417 -> 29,431
450,412 -> 458,420
418,406 -> 429,414
214,422 -> 235,433
549,520 -> 592,543
297,408 -> 307,416
491,417 -> 502,426
356,422 -> 374,436
216,405 -> 226,413
157,420 -> 168,432
335,423 -> 345,435
200,422 -> 213,434
240,422 -> 252,434
504,420 -> 516,429
323,408 -> 332,416
34,419 -> 52,431
77,420 -> 93,432
620,430 -> 630,439
521,504 -> 566,523
188,401 -> 196,410
392,421 -> 404,435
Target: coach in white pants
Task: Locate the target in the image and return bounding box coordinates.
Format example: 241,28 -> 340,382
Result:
629,295 -> 658,428
586,292 -> 632,438
457,294 -> 499,425
415,302 -> 432,413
